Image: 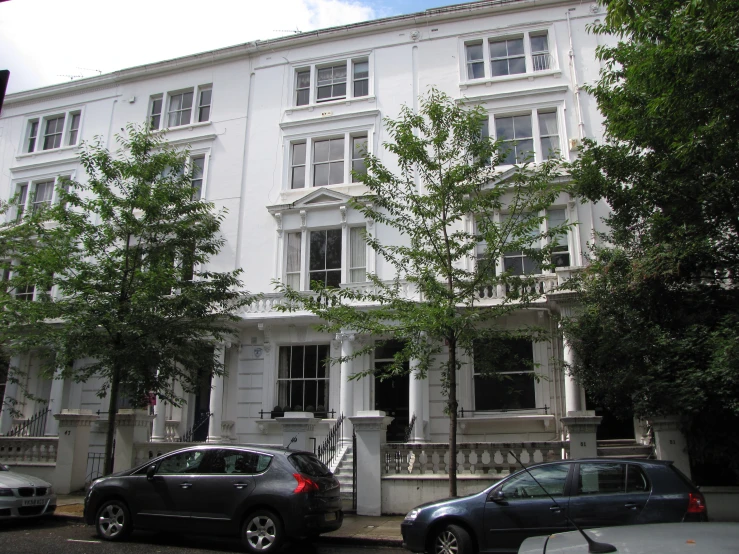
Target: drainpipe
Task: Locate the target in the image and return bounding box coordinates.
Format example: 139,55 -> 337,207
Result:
566,9 -> 585,142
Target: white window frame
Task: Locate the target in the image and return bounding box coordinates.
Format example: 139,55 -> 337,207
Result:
148,95 -> 164,130
460,26 -> 558,85
11,175 -> 71,221
287,130 -> 370,190
471,338 -> 538,412
149,84 -> 212,131
167,89 -> 194,128
21,108 -> 84,155
291,54 -> 373,108
276,344 -> 331,413
488,105 -> 565,167
281,224 -> 368,291
196,85 -> 213,123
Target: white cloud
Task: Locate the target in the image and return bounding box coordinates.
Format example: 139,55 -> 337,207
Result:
0,0 -> 376,94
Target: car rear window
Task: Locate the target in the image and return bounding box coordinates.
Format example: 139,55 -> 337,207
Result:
288,453 -> 332,477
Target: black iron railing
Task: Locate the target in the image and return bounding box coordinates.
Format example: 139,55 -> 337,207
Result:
317,413 -> 344,466
404,413 -> 417,442
7,407 -> 50,437
86,452 -> 106,484
179,412 -> 212,442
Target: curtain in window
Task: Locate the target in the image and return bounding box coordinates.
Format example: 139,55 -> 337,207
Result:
286,232 -> 301,289
349,226 -> 366,282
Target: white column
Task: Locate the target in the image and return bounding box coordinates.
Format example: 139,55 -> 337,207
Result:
0,356 -> 21,435
350,411 -> 393,516
563,337 -> 582,415
207,343 -> 227,443
44,367 -> 65,436
408,358 -> 426,442
151,398 -> 167,442
338,332 -> 355,444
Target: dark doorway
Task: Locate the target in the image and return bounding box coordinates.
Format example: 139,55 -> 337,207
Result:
373,340 -> 410,442
193,367 -> 212,442
585,391 -> 635,440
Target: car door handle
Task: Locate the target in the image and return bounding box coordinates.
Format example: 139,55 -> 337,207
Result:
549,506 -> 562,513
180,482 -> 193,489
624,503 -> 639,510
233,483 -> 249,490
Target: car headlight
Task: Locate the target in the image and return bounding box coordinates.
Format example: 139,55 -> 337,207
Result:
404,509 -> 420,522
47,486 -> 54,496
0,488 -> 13,497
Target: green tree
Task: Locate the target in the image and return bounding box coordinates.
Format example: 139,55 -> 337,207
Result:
565,0 -> 739,482
0,126 -> 251,474
277,90 -> 568,496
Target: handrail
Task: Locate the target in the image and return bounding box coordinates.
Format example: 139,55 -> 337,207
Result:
178,412 -> 212,443
7,407 -> 51,437
317,413 -> 344,466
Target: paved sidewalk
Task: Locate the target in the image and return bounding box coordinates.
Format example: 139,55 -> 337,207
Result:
55,494 -> 404,545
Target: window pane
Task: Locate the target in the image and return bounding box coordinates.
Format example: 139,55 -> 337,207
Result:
199,89 -> 212,107
290,380 -> 304,409
578,463 -> 626,495
159,451 -> 205,474
329,138 -> 344,160
333,82 -> 346,98
354,79 -> 369,97
317,86 -> 332,101
199,105 -> 210,122
541,136 -> 560,160
329,162 -> 344,185
490,60 -> 508,77
309,231 -> 326,271
466,43 -> 483,61
489,40 -> 508,59
513,115 -> 532,138
352,159 -> 366,179
539,111 -> 558,135
297,71 -> 311,88
325,229 -> 342,269
626,465 -> 650,493
504,256 -> 524,275
317,67 -> 333,83
293,142 -> 306,163
507,38 -> 524,56
182,92 -> 193,110
530,34 -> 549,53
317,345 -> 329,378
495,116 -> 514,140
522,255 -> 541,274
279,347 -> 290,379
304,346 -> 318,378
292,166 -> 306,188
500,464 -> 569,499
304,380 -> 317,410
314,140 -> 330,163
291,346 -> 304,379
325,270 -> 341,288
509,56 -> 526,74
333,65 -> 347,80
286,232 -> 301,273
297,89 -> 310,106
516,139 -> 534,163
314,164 -> 329,187
353,61 -> 369,79
468,62 -> 485,79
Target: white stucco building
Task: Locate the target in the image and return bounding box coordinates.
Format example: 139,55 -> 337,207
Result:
0,0 -> 618,472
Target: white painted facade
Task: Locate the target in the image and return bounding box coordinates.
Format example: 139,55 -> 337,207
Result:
0,0 -> 614,456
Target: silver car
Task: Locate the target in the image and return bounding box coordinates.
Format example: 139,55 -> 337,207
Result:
518,522 -> 739,553
0,463 -> 57,519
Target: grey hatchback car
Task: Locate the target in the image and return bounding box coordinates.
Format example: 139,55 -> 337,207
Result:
401,459 -> 707,554
84,445 -> 342,553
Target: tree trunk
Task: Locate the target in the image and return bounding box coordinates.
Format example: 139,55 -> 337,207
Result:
448,336 -> 458,497
103,363 -> 121,476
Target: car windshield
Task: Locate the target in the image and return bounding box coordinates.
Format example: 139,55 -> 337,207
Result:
288,453 -> 332,477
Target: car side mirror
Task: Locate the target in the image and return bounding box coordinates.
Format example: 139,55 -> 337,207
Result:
489,489 -> 508,504
146,464 -> 157,481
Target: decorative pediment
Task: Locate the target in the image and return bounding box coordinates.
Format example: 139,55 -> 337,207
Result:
482,165 -> 570,191
267,188 -> 359,214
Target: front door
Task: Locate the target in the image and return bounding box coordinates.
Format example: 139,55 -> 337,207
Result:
193,368 -> 212,442
483,462 -> 572,553
131,449 -> 207,531
373,341 -> 410,442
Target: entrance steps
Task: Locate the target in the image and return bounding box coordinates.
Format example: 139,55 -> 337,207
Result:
596,439 -> 654,459
332,445 -> 355,512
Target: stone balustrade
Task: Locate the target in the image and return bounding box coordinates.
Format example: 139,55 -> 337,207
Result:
382,441 -> 566,477
0,437 -> 58,464
476,275 -> 559,302
165,420 -> 180,441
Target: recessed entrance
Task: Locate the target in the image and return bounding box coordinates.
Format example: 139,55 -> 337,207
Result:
373,340 -> 410,442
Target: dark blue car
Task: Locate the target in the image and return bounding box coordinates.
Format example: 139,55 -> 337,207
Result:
400,458 -> 707,554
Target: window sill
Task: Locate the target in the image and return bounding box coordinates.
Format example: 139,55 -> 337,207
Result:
285,95 -> 376,115
458,412 -> 555,432
16,145 -> 80,160
153,120 -> 212,134
460,69 -> 562,89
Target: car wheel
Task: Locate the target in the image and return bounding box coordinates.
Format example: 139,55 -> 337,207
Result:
432,524 -> 473,554
95,499 -> 132,541
242,509 -> 283,553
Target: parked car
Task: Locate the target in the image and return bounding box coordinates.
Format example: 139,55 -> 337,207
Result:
518,522 -> 739,553
401,459 -> 707,554
84,445 -> 342,553
0,463 -> 56,520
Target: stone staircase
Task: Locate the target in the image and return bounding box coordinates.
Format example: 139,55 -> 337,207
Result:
332,445 -> 355,512
597,439 -> 654,459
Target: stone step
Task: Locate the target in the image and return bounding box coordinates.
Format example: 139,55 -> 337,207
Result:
597,439 -> 641,447
597,444 -> 653,457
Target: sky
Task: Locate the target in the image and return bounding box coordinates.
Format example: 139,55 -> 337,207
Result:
0,0 -> 459,95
